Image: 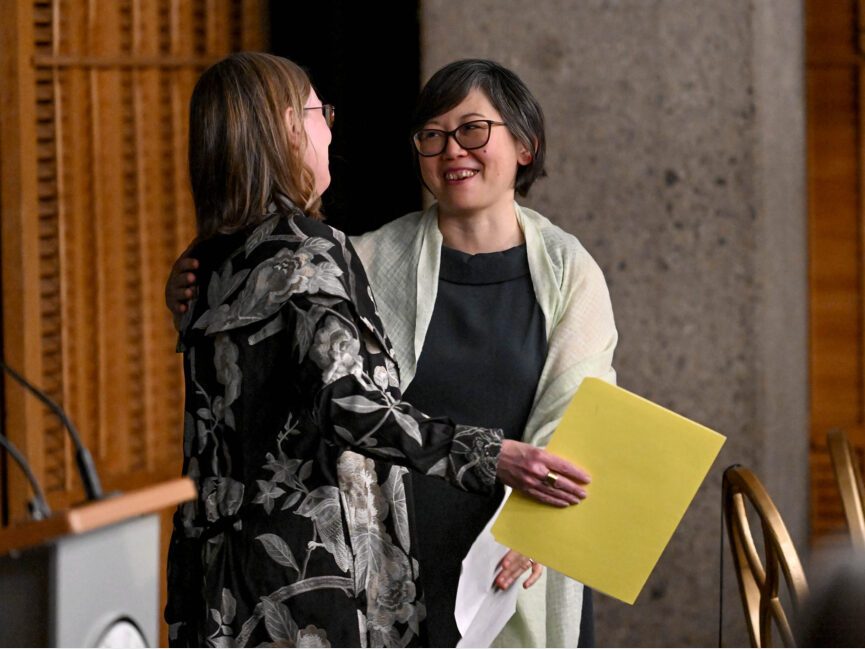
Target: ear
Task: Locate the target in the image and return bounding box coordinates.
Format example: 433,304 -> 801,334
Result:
285,106 -> 301,145
517,135 -> 537,166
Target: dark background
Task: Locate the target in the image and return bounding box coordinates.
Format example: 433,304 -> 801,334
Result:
268,1 -> 423,236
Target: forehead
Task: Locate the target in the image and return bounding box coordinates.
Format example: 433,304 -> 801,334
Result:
424,88 -> 503,126
304,88 -> 320,107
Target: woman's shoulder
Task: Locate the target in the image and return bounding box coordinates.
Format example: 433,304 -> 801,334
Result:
285,211 -> 345,242
185,212 -> 358,337
240,211 -> 356,268
351,210 -> 426,260
517,204 -> 599,274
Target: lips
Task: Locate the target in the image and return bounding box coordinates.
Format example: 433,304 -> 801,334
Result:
444,168 -> 479,181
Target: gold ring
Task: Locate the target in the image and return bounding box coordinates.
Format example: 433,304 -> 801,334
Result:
543,470 -> 559,488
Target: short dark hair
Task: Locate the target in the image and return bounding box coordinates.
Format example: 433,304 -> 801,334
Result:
411,59 -> 547,196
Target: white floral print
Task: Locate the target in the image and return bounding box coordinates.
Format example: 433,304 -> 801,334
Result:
310,316 -> 364,384
166,209 -> 502,648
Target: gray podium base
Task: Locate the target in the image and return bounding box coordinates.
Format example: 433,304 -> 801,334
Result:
0,514 -> 159,647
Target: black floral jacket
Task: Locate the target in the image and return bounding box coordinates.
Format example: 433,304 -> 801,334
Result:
165,205 -> 503,648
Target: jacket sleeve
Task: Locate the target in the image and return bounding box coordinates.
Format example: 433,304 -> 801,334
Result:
285,291 -> 503,496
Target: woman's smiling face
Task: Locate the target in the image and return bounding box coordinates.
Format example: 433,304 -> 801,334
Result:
417,88 -> 532,217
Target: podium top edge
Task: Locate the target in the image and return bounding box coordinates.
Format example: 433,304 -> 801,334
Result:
0,478 -> 196,556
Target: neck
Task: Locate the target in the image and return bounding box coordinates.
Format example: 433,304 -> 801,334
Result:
437,202 -> 524,254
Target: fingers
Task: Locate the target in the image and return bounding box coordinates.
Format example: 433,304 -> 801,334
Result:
532,449 -> 591,504
522,486 -> 575,508
168,252 -> 199,295
543,451 -> 591,485
494,550 -> 534,590
541,473 -> 587,502
170,271 -> 198,293
523,561 -> 544,589
526,454 -> 587,505
168,281 -> 196,300
496,440 -> 592,507
166,284 -> 197,313
165,247 -> 200,331
166,263 -> 199,317
174,256 -> 200,273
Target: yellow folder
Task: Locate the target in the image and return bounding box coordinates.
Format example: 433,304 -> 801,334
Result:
491,378 -> 726,604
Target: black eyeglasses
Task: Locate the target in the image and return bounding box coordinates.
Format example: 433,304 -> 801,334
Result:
412,119 -> 506,156
304,104 -> 335,129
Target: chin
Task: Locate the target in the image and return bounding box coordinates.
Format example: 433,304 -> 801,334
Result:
440,198 -> 484,215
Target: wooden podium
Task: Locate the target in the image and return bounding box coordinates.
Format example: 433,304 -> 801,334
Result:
0,478 -> 195,647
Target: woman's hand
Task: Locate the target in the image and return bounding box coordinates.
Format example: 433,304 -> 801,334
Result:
165,246 -> 199,330
494,549 -> 543,590
496,439 -> 590,507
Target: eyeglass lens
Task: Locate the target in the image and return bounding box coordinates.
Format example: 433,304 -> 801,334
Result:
323,105 -> 335,128
414,120 -> 492,156
306,105 -> 335,128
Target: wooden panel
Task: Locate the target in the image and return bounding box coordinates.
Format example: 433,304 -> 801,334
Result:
36,56 -> 69,494
808,67 -> 861,429
240,0 -> 266,51
131,0 -> 161,473
93,11 -> 123,467
165,0 -> 199,473
1,0 -> 47,523
807,0 -> 865,539
0,0 -> 265,519
206,0 -> 232,55
2,0 -> 264,641
56,0 -> 99,494
807,0 -> 857,64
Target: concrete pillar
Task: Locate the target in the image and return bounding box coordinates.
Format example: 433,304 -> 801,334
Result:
421,1 -> 807,645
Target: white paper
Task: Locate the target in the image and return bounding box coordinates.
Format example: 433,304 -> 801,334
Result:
455,495 -> 520,648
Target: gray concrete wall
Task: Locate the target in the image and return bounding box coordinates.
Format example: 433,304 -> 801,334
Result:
420,1 -> 808,646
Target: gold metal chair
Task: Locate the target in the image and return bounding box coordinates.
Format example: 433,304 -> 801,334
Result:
827,429 -> 865,551
722,466 -> 809,647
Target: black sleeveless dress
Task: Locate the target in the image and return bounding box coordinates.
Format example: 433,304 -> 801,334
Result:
402,243 -> 591,647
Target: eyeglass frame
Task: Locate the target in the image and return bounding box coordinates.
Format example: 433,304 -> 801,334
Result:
411,119 -> 507,157
303,104 -> 335,129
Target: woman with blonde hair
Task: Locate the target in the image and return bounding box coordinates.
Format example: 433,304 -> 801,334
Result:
165,52 -> 589,648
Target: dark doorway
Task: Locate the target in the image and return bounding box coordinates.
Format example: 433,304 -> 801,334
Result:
268,2 -> 423,236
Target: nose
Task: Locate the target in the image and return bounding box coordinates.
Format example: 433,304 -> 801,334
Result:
442,132 -> 467,158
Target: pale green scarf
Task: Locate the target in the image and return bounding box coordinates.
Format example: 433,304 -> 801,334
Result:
352,202 -> 618,647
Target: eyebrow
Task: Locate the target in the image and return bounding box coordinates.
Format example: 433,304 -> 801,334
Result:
425,112 -> 488,127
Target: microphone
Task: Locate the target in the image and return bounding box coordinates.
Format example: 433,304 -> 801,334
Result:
0,359 -> 103,501
0,433 -> 51,520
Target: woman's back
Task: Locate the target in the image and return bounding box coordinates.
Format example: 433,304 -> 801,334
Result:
166,207 -> 504,647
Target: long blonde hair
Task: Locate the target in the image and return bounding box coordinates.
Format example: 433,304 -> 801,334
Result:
189,52 -> 322,239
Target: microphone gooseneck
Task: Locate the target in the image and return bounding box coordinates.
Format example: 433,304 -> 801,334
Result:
0,359 -> 103,501
0,433 -> 51,519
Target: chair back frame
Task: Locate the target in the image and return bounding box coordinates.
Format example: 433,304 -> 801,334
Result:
827,429 -> 865,550
722,466 -> 809,648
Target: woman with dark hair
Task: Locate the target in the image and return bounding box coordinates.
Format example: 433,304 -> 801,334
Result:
352,59 -> 617,647
164,52 -> 590,648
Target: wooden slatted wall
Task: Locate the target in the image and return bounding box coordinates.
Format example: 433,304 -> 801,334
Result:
0,0 -> 265,640
807,0 -> 865,539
